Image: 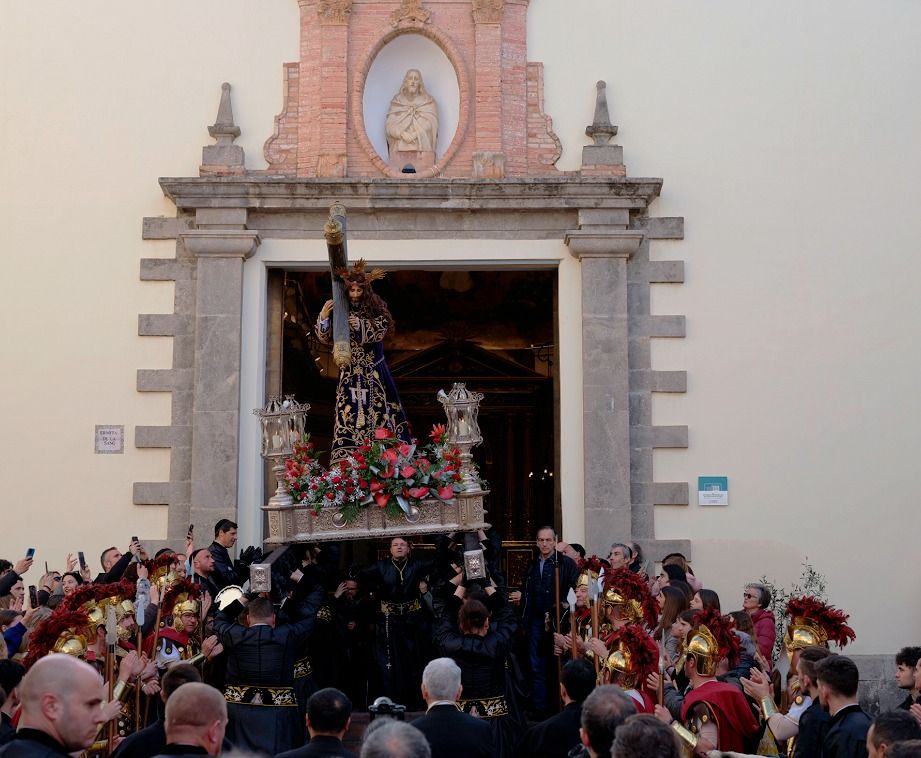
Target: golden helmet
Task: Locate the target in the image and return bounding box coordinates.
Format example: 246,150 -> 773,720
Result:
171,594 -> 201,632
785,618 -> 827,652
677,623 -> 720,677
602,625 -> 660,689
52,630 -> 88,658
576,556 -> 604,590
600,569 -> 657,628
783,597 -> 855,652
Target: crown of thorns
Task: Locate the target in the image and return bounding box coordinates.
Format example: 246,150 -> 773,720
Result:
336,258 -> 387,284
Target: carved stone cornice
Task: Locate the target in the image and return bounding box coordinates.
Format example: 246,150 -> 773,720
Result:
564,229 -> 645,259
160,177 -> 662,212
178,230 -> 261,259
317,0 -> 351,25
390,0 -> 431,27
472,0 -> 504,24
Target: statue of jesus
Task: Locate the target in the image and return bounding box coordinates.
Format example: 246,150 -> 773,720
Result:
385,69 -> 439,155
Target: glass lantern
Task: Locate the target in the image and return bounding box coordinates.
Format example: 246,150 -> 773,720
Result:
438,383 -> 483,446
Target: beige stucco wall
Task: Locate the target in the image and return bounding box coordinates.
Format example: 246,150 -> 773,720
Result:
2,1 -> 920,652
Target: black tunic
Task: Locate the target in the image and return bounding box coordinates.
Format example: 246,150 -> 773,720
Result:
0,729 -> 72,757
360,555 -> 433,709
213,585 -> 323,755
436,593 -> 523,758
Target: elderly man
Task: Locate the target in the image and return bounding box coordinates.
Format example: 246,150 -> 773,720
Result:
152,682 -> 227,758
410,658 -> 492,758
0,653 -> 107,756
362,720 -> 431,758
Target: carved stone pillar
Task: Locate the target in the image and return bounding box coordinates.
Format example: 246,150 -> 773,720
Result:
566,212 -> 643,556
178,226 -> 260,535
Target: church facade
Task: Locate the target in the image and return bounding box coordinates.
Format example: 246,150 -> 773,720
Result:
3,0 -> 920,699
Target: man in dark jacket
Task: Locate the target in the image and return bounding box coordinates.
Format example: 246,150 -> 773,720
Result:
515,659 -> 595,758
0,654 -> 106,757
411,658 -> 492,758
95,542 -> 141,584
150,683 -> 227,758
515,526 -> 579,715
276,687 -> 358,758
816,655 -> 872,758
207,519 -> 248,591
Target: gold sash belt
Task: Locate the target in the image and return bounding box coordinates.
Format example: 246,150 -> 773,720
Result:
457,695 -> 508,718
380,599 -> 420,616
223,684 -> 297,707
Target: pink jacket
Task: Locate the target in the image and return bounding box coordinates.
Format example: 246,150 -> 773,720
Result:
750,608 -> 776,661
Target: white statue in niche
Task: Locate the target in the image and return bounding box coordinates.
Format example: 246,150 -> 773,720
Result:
385,69 -> 439,162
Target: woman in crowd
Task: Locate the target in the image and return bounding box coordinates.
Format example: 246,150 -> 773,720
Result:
742,581 -> 776,663
653,586 -> 689,668
690,588 -> 721,613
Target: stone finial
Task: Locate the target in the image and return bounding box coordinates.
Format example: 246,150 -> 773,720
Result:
209,82 -> 241,141
201,82 -> 245,175
584,80 -> 618,145
581,80 -> 624,176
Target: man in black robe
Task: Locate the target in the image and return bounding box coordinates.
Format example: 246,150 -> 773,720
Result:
514,659 -> 595,758
151,683 -> 227,758
360,537 -> 433,709
213,577 -> 323,754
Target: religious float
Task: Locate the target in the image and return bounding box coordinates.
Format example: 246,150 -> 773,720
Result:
257,205 -> 489,547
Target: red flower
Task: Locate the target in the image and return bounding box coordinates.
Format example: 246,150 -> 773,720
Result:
374,428 -> 394,440
325,491 -> 335,500
331,476 -> 341,485
381,449 -> 398,464
380,466 -> 395,479
400,465 -> 417,479
370,481 -> 383,493
358,478 -> 368,488
408,487 -> 429,499
437,486 -> 455,500
398,443 -> 412,457
430,423 -> 446,442
416,458 -> 431,473
374,492 -> 389,508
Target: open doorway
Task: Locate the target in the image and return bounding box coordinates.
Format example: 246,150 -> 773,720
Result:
266,267 -> 559,551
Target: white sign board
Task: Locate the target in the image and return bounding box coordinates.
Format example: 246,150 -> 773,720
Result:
698,476 -> 728,506
95,425 -> 124,454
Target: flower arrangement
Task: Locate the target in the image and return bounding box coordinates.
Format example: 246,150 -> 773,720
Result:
284,424 -> 464,524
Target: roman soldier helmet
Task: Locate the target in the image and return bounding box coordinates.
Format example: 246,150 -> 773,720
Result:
62,580 -> 136,642
784,596 -> 855,652
676,608 -> 740,677
602,624 -> 660,689
22,608 -> 91,668
148,553 -> 181,593
161,579 -> 202,632
601,568 -> 659,628
576,556 -> 604,590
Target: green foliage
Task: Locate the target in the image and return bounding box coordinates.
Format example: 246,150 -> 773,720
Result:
759,557 -> 828,662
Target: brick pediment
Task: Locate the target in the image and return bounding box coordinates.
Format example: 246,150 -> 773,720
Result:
262,0 -> 561,178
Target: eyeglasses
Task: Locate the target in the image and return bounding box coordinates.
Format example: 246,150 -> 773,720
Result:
743,592 -> 758,600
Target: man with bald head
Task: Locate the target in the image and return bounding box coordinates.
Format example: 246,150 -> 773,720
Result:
0,653 -> 106,756
152,682 -> 227,758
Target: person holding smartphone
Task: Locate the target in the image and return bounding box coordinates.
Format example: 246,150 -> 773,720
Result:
94,539 -> 143,584
0,551 -> 34,603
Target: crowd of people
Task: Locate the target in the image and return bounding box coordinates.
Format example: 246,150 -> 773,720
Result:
0,522 -> 919,758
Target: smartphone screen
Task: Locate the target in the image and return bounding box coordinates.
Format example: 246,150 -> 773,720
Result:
28,585 -> 38,608
188,523 -> 194,535
131,536 -> 139,543
25,548 -> 35,559
78,551 -> 87,570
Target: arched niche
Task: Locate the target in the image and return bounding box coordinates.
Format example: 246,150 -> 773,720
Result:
354,28 -> 469,178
